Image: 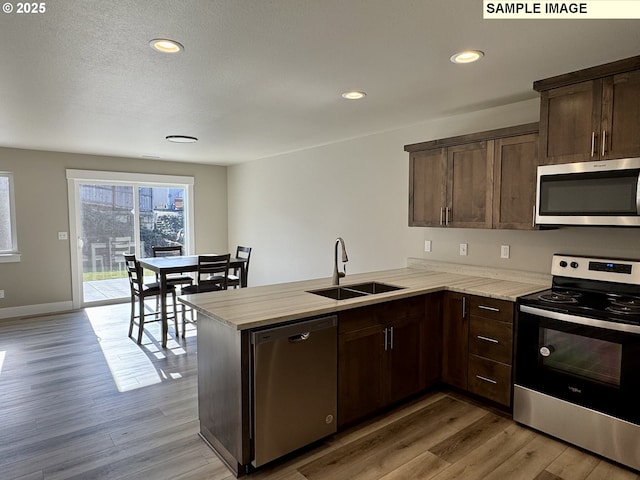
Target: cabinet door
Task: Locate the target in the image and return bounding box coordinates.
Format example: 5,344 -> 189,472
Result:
409,148 -> 447,226
492,133 -> 538,230
602,71 -> 640,160
386,315 -> 425,405
539,80 -> 602,164
338,324 -> 384,427
424,292 -> 443,387
442,292 -> 469,389
447,142 -> 493,228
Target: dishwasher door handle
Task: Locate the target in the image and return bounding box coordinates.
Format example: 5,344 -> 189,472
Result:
288,332 -> 310,342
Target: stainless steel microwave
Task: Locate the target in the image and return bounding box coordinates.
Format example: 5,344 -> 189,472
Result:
536,158 -> 640,226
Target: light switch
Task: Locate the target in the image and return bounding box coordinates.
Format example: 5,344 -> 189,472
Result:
459,243 -> 468,256
501,245 -> 510,259
424,240 -> 432,252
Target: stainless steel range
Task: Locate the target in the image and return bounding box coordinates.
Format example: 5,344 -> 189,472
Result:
514,254 -> 640,471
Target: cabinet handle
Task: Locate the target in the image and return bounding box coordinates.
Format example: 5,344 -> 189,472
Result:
462,297 -> 467,319
389,326 -> 394,350
601,129 -> 607,157
478,305 -> 500,312
475,375 -> 498,385
532,205 -> 536,228
591,131 -> 596,158
384,328 -> 388,351
440,207 -> 444,226
477,335 -> 499,344
445,207 -> 450,226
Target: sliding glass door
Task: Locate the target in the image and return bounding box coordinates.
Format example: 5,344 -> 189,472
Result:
67,170 -> 194,307
79,184 -> 135,302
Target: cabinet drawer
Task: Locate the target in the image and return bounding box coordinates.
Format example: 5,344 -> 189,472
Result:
469,297 -> 513,322
469,317 -> 513,365
467,355 -> 512,406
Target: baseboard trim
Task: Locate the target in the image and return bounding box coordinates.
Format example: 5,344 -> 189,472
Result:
0,301 -> 75,320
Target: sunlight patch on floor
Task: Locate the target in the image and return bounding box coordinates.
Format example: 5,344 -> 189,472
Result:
86,303 -> 186,392
0,351 -> 5,376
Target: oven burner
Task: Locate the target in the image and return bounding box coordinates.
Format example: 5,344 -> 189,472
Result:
538,290 -> 581,304
607,296 -> 640,315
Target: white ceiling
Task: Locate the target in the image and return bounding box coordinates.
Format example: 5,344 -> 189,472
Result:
1,1 -> 639,166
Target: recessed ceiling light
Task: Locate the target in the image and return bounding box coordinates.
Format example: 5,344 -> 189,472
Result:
149,38 -> 184,54
166,135 -> 198,143
341,90 -> 367,100
450,50 -> 484,64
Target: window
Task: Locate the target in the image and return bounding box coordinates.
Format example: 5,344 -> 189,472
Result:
0,172 -> 19,262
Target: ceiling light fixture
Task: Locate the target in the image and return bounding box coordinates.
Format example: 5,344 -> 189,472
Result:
341,90 -> 367,100
166,135 -> 198,143
450,50 -> 484,64
149,38 -> 184,54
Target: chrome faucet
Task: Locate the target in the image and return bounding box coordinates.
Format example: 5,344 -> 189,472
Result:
332,237 -> 349,285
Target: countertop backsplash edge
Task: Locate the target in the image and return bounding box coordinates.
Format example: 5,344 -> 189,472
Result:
407,257 -> 552,286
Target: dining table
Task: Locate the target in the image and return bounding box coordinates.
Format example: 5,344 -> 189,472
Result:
138,254 -> 248,347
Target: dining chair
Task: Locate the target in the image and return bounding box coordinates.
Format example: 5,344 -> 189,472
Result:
124,254 -> 179,344
111,237 -> 133,275
151,245 -> 194,291
227,246 -> 252,288
181,254 -> 231,337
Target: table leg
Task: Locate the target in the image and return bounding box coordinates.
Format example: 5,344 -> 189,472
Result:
160,274 -> 168,348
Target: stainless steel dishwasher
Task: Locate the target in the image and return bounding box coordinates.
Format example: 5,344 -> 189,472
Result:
251,315 -> 337,467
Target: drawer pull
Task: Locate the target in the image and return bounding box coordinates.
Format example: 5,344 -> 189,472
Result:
478,305 -> 500,312
476,375 -> 497,384
476,335 -> 499,344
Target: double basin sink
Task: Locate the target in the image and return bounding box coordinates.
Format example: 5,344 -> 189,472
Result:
308,281 -> 404,300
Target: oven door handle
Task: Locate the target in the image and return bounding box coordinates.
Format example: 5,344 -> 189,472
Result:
636,170 -> 640,215
520,305 -> 640,335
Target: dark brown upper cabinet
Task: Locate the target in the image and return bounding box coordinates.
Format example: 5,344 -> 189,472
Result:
535,55 -> 640,165
406,123 -> 538,230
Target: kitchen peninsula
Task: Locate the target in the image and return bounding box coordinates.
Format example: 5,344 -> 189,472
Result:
180,261 -> 549,476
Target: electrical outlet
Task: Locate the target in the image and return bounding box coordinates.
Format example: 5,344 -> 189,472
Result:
424,240 -> 432,252
0,290 -> 4,299
459,243 -> 468,256
501,245 -> 510,259
58,231 -> 68,240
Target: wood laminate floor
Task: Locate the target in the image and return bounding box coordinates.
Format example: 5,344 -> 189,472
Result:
0,306 -> 638,480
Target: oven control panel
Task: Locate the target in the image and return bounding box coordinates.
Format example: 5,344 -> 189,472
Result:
551,254 -> 640,285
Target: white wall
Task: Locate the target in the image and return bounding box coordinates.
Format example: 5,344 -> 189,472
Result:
228,98 -> 640,287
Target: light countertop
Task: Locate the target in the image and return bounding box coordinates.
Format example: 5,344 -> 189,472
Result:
179,262 -> 550,331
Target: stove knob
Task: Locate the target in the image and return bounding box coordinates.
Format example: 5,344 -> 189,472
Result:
540,345 -> 554,357
570,261 -> 579,268
559,261 -> 568,268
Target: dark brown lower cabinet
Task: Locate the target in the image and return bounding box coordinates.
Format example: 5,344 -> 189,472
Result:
442,292 -> 515,408
338,294 -> 441,428
338,316 -> 385,426
442,292 -> 469,389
